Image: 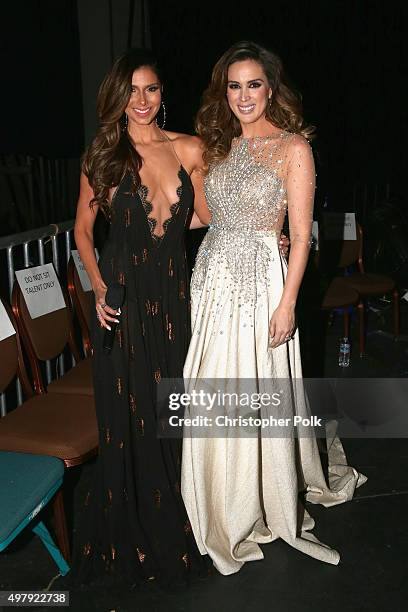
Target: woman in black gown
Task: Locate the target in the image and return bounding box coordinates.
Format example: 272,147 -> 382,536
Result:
73,48 -> 210,587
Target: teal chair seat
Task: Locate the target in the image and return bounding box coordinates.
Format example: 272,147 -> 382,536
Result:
0,451 -> 69,576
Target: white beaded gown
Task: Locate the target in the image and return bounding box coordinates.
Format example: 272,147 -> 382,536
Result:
181,132 -> 366,575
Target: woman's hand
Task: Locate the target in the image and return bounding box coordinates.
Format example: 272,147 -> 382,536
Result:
279,233 -> 290,259
268,304 -> 295,348
94,282 -> 120,330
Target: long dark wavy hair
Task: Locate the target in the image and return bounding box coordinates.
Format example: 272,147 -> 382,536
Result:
196,41 -> 315,169
82,48 -> 162,213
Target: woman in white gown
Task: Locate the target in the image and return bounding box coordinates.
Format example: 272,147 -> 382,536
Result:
181,41 -> 366,575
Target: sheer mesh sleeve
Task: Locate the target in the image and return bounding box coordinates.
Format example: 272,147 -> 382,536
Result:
247,133 -> 291,177
285,135 -> 315,247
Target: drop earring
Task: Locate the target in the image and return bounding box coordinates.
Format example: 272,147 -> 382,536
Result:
156,100 -> 166,130
121,113 -> 128,132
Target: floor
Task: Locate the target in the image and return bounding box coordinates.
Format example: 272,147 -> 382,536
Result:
1,301 -> 407,612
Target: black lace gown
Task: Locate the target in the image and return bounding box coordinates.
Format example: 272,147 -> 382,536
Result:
73,166 -> 209,587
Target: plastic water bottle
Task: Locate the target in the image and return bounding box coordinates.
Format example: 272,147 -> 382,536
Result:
338,337 -> 351,367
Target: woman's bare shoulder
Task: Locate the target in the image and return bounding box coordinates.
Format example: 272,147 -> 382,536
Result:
164,131 -> 202,149
164,131 -> 203,170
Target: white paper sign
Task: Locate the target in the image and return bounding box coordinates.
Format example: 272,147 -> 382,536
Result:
311,220 -> 319,251
0,301 -> 15,341
323,212 -> 357,240
71,249 -> 98,292
15,263 -> 65,319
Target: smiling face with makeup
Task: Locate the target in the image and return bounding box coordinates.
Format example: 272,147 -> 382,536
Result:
125,65 -> 162,127
226,59 -> 272,135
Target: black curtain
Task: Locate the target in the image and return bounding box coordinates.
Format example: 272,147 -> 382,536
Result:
149,0 -> 408,204
1,0 -> 83,156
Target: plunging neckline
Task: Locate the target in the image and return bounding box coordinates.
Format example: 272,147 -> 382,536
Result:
138,165 -> 187,246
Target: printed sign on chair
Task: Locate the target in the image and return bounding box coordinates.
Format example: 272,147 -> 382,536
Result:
15,264 -> 65,319
0,302 -> 15,342
323,212 -> 357,240
70,249 -> 98,292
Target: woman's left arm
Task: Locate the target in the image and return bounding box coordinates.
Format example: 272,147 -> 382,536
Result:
280,136 -> 315,307
269,136 -> 315,347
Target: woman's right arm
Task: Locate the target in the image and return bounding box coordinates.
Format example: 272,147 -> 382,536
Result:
74,172 -> 118,329
179,135 -> 212,228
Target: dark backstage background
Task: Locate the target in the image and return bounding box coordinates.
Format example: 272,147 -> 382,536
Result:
0,2 -> 407,611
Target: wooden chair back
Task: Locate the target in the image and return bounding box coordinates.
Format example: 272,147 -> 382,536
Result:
12,281 -> 80,394
318,222 -> 364,273
67,257 -> 93,356
0,299 -> 33,398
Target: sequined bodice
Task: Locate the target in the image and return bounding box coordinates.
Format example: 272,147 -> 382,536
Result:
204,132 -> 292,234
191,131 -> 315,311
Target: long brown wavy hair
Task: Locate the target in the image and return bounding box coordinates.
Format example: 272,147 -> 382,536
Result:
196,41 -> 315,169
82,48 -> 162,213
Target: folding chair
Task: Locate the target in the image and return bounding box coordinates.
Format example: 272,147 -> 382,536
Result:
321,222 -> 399,355
67,256 -> 93,358
12,277 -> 93,396
0,299 -> 98,561
321,277 -> 360,339
312,231 -> 362,344
0,451 -> 69,577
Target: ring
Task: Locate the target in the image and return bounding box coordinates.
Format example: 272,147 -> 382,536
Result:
100,302 -> 106,309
